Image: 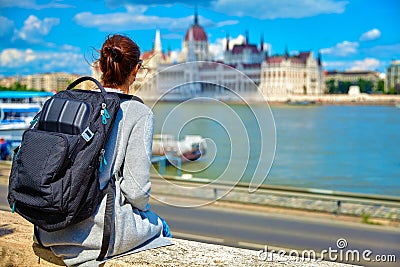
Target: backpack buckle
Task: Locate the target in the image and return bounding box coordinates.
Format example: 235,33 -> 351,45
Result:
81,127 -> 94,142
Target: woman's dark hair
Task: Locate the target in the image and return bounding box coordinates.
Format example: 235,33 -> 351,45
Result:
99,34 -> 140,87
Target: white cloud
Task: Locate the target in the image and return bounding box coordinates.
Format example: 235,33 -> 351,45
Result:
168,49 -> 181,63
0,0 -> 72,9
75,11 -> 193,31
213,0 -> 348,19
74,8 -> 238,32
323,58 -> 381,71
0,48 -> 90,74
215,20 -> 239,27
359,28 -> 381,41
102,0 -> 347,20
320,41 -> 359,56
13,15 -> 60,44
0,49 -> 33,68
209,34 -> 271,61
349,58 -> 381,71
0,16 -> 14,37
209,35 -> 245,61
124,4 -> 149,14
105,0 -> 206,8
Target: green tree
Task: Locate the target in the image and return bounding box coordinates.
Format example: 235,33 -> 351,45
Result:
338,81 -> 351,94
376,80 -> 384,93
357,78 -> 373,93
0,82 -> 39,92
11,82 -> 27,91
387,87 -> 397,94
325,79 -> 336,94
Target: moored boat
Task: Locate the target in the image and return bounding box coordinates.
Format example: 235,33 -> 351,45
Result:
0,91 -> 53,146
152,134 -> 207,162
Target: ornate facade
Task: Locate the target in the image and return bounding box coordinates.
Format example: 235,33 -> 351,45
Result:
260,52 -> 323,96
120,11 -> 324,100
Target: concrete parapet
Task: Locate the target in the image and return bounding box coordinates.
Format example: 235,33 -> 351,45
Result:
0,210 -> 354,267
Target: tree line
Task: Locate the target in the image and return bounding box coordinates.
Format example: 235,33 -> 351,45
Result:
325,78 -> 396,94
0,82 -> 45,92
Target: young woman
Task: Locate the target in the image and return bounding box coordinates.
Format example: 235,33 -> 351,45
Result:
35,34 -> 172,266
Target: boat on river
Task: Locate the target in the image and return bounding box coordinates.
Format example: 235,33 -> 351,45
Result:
0,91 -> 54,143
152,134 -> 207,162
0,103 -> 41,130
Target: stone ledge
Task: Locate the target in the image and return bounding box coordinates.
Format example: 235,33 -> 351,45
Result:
0,210 -> 355,267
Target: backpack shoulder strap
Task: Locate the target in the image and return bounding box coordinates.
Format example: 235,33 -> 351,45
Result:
130,95 -> 144,104
97,177 -> 115,261
115,93 -> 144,104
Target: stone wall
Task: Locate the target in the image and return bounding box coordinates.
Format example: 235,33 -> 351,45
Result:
0,210 -> 354,267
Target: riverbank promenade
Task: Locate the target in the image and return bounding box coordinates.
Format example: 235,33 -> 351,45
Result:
265,94 -> 400,105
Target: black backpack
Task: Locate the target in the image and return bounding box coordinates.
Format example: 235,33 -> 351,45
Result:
7,76 -> 123,260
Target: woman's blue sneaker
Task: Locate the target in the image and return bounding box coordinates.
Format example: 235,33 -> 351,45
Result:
160,217 -> 172,238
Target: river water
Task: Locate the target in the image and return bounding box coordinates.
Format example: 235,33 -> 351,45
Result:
151,101 -> 400,196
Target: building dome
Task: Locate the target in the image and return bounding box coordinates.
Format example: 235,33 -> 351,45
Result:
184,10 -> 207,42
184,24 -> 208,42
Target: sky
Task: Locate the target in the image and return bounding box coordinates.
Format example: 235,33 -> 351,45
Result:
0,0 -> 399,77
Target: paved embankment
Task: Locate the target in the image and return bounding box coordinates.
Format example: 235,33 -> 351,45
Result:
265,94 -> 400,105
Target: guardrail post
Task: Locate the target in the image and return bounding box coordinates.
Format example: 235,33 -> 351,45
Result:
336,200 -> 341,215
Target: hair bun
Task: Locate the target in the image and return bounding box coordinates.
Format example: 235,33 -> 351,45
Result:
104,46 -> 124,63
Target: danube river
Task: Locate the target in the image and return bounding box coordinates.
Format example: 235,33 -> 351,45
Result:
151,101 -> 400,196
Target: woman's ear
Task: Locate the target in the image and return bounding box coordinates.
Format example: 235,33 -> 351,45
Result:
132,63 -> 140,76
128,64 -> 140,85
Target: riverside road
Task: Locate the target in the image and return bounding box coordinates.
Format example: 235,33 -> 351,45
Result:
1,184 -> 399,267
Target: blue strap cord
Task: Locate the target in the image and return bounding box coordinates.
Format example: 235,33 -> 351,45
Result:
99,158 -> 108,172
30,117 -> 38,125
11,202 -> 15,213
99,162 -> 103,172
99,150 -> 107,173
102,115 -> 107,125
101,107 -> 110,125
104,108 -> 110,119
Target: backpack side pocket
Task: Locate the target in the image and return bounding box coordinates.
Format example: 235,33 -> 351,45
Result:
10,129 -> 77,212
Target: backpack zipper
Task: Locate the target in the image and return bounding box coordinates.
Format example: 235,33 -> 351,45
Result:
99,148 -> 107,172
101,103 -> 110,125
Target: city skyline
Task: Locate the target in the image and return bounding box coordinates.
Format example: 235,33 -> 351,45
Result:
0,0 -> 399,77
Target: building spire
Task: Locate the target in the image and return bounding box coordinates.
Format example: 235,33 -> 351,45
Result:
154,28 -> 162,53
245,30 -> 249,46
194,6 -> 198,25
317,50 -> 322,66
260,33 -> 264,51
285,44 -> 289,58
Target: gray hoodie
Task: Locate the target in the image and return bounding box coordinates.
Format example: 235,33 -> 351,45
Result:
37,94 -> 171,266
